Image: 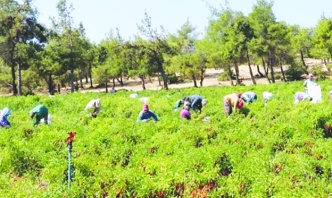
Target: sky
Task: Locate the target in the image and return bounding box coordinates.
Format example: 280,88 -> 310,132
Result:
31,0 -> 332,44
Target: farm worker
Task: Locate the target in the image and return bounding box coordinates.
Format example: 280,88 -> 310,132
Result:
180,102 -> 191,120
241,91 -> 257,105
186,95 -> 208,113
263,91 -> 273,101
0,107 -> 11,127
294,92 -> 312,104
223,93 -> 243,117
174,95 -> 207,113
85,98 -> 101,117
30,105 -> 48,125
137,104 -> 158,122
303,73 -> 317,93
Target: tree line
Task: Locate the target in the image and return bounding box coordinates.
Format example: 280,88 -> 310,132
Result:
0,0 -> 331,95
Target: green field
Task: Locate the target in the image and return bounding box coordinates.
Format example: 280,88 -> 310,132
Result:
1,81 -> 332,197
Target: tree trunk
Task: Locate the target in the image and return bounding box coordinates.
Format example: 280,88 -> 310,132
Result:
246,50 -> 256,85
300,50 -> 308,74
116,77 -> 124,86
105,70 -> 108,93
199,60 -> 206,87
58,83 -> 61,93
262,58 -> 271,84
85,72 -> 88,84
70,57 -> 74,93
228,64 -> 234,86
10,62 -> 17,95
17,60 -> 22,95
79,74 -> 83,89
192,74 -> 198,88
257,65 -> 264,77
157,60 -> 168,90
200,69 -> 205,87
140,76 -> 146,90
75,78 -> 79,89
279,58 -> 286,82
112,78 -> 115,89
234,62 -> 241,85
157,72 -> 161,86
48,73 -> 54,95
268,50 -> 275,83
120,76 -> 123,86
89,63 -> 93,88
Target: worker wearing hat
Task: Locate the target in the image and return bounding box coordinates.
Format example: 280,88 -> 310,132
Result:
137,104 -> 158,122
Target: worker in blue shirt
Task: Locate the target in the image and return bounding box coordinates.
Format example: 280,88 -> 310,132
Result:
137,104 -> 158,122
241,92 -> 258,105
0,107 -> 11,127
174,95 -> 207,113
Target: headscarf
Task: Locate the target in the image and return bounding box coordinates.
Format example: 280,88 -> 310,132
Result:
143,104 -> 149,111
0,107 -> 11,117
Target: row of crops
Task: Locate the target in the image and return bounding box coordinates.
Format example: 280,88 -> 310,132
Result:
1,80 -> 332,197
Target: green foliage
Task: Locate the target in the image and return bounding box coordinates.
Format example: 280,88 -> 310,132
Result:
286,62 -> 306,81
312,17 -> 332,60
309,64 -> 327,81
274,73 -> 282,80
218,71 -> 232,81
1,82 -> 332,196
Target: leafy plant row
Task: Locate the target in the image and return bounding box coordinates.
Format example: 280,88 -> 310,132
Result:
1,81 -> 332,197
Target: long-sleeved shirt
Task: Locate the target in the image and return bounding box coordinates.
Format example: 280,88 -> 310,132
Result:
0,107 -> 11,127
303,79 -> 316,87
136,110 -> 158,122
224,93 -> 240,111
85,99 -> 101,114
185,95 -> 204,112
30,105 -> 48,125
242,92 -> 257,104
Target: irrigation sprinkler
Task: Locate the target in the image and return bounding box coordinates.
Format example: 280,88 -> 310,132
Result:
67,131 -> 76,191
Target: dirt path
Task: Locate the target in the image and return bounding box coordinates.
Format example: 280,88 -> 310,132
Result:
80,66 -> 276,93
87,58 -> 321,92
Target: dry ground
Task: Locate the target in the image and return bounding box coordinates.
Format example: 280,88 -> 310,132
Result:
79,58 -> 324,93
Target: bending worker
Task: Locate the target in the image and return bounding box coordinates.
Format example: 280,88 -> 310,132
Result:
30,105 -> 48,125
223,93 -> 243,117
174,95 -> 207,113
241,91 -> 258,105
180,102 -> 191,120
294,91 -> 312,104
0,107 -> 12,127
85,98 -> 101,117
